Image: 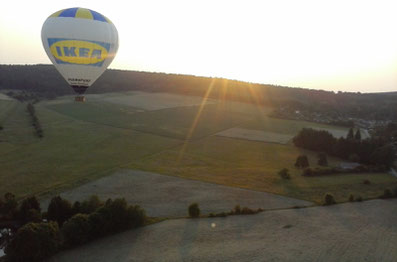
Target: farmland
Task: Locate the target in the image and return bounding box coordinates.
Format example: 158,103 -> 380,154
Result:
0,91 -> 395,203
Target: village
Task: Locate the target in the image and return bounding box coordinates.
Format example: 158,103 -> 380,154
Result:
270,106 -> 391,133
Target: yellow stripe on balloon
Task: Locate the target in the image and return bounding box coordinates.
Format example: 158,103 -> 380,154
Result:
50,9 -> 64,17
75,8 -> 94,20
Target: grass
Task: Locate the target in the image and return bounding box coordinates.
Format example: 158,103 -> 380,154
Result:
127,135 -> 397,204
242,115 -> 350,136
47,100 -> 251,140
0,101 -> 180,198
0,92 -> 396,204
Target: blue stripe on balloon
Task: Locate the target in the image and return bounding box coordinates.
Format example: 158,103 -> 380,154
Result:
53,59 -> 105,67
89,10 -> 107,22
59,8 -> 79,17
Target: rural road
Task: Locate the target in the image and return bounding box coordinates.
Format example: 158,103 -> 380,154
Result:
42,169 -> 312,217
50,199 -> 397,262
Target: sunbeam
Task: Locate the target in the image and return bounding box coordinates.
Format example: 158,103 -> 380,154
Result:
177,78 -> 217,162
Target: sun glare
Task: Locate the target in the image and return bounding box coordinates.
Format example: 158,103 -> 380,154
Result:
1,0 -> 397,92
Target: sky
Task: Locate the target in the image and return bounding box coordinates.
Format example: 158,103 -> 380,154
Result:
1,0 -> 397,93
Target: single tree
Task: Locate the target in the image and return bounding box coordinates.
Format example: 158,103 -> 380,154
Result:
18,196 -> 41,224
47,196 -> 73,226
62,213 -> 91,247
347,127 -> 354,140
295,155 -> 309,168
354,129 -> 361,140
1,192 -> 18,220
324,194 -> 336,205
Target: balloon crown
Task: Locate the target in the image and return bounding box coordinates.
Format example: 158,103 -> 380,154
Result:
50,7 -> 112,24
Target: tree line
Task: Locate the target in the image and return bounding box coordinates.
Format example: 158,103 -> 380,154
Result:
0,193 -> 146,262
27,103 -> 43,138
293,128 -> 396,170
1,65 -> 397,120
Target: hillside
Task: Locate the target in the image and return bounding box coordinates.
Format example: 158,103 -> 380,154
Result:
0,92 -> 395,203
1,64 -> 397,120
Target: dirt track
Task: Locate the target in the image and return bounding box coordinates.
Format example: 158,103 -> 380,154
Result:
50,199 -> 397,262
216,127 -> 293,144
42,169 -> 312,217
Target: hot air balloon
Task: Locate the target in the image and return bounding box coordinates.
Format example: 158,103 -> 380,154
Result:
41,7 -> 118,102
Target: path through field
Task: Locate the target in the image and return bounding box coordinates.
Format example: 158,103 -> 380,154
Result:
50,199 -> 397,262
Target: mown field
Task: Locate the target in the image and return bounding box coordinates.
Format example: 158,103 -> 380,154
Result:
0,92 -> 395,203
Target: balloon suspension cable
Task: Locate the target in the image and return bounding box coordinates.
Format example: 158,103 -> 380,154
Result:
72,85 -> 88,94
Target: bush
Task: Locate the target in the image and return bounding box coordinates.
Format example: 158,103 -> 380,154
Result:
381,189 -> 393,199
278,168 -> 290,179
393,187 -> 397,197
47,196 -> 73,226
348,194 -> 354,202
61,213 -> 91,247
241,207 -> 256,215
5,222 -> 60,262
356,196 -> 363,202
188,203 -> 200,218
324,194 -> 336,205
302,168 -> 313,176
217,212 -> 227,217
233,205 -> 241,215
301,167 -> 351,177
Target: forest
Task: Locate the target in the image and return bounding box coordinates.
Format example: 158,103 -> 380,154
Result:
1,64 -> 397,120
293,127 -> 396,170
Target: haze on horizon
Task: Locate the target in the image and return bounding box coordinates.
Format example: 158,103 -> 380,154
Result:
1,0 -> 396,93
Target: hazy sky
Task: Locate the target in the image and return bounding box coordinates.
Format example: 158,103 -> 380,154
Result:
1,0 -> 397,92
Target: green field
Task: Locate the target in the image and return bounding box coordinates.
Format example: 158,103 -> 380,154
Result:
128,136 -> 395,203
0,92 -> 396,203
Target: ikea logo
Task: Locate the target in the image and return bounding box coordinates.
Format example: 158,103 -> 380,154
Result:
48,38 -> 110,67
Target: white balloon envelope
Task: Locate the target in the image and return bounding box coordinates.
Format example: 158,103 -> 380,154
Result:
41,7 -> 118,97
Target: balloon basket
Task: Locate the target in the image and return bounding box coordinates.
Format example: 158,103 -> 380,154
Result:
75,96 -> 86,102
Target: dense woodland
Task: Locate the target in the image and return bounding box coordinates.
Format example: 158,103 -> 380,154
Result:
1,64 -> 397,120
0,193 -> 146,262
293,127 -> 396,170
